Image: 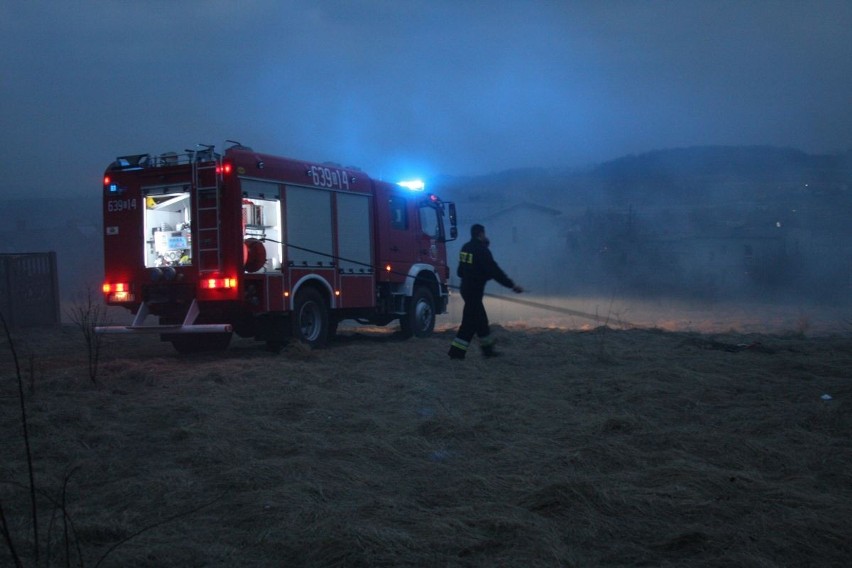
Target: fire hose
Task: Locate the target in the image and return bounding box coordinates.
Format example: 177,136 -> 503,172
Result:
263,239 -> 636,327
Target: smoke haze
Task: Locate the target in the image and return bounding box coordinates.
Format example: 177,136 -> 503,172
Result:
2,1 -> 851,195
1,1 -> 851,331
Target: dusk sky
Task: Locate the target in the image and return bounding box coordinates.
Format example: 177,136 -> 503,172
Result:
2,0 -> 851,198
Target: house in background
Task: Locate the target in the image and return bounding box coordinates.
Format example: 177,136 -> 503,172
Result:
449,199 -> 565,294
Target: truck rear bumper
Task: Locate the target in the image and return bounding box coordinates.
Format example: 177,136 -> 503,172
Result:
95,299 -> 232,335
95,323 -> 233,334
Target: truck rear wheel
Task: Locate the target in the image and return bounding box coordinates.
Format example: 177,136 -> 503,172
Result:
400,286 -> 436,338
291,288 -> 329,348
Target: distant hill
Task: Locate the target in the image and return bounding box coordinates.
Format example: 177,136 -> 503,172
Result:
434,145 -> 852,207
596,146 -> 815,181
589,146 -> 851,202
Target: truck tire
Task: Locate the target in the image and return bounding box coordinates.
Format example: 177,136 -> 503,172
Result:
399,286 -> 436,338
258,313 -> 290,353
291,287 -> 329,348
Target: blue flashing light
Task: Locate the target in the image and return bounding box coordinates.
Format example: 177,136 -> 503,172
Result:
397,179 -> 425,191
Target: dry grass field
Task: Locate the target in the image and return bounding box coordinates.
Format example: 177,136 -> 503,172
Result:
2,313 -> 851,567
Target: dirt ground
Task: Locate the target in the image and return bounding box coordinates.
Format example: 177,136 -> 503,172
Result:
2,318 -> 851,567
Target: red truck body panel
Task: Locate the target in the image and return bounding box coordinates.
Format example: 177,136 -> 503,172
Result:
99,144 -> 456,349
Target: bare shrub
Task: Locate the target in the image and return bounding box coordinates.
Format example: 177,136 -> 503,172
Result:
589,297 -> 623,363
0,310 -> 39,566
2,310 -> 219,567
65,287 -> 109,383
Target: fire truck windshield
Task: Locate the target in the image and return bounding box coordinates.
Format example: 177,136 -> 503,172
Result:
419,202 -> 442,240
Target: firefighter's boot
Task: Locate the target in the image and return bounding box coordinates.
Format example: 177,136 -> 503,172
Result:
481,345 -> 502,358
480,335 -> 500,358
448,337 -> 469,360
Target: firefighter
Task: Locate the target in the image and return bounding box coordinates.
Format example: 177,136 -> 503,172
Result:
448,223 -> 523,359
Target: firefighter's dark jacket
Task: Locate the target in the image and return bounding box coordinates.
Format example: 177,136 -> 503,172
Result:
457,237 -> 515,296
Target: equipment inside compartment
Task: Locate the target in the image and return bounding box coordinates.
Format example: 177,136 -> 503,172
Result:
140,190 -> 283,271
144,192 -> 192,268
241,197 -> 282,272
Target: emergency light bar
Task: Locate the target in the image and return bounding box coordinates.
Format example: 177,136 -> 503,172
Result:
114,154 -> 150,170
397,179 -> 425,191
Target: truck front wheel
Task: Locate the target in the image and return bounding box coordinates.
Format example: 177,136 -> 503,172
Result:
291,288 -> 329,348
400,286 -> 436,338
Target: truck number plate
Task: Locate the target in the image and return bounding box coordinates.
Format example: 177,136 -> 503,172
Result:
309,165 -> 350,190
107,198 -> 138,212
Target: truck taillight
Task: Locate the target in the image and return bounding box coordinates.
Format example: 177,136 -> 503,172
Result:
102,282 -> 134,302
200,278 -> 237,290
216,162 -> 233,175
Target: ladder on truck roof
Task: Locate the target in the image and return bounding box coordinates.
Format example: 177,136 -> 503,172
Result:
192,150 -> 223,273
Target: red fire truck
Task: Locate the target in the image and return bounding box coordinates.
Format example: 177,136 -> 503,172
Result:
96,142 -> 457,352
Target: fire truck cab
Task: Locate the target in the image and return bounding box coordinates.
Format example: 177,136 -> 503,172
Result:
97,142 -> 457,352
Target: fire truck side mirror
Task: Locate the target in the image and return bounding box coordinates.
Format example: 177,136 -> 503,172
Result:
447,202 -> 458,241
